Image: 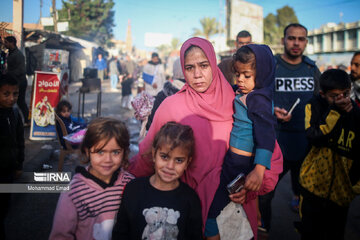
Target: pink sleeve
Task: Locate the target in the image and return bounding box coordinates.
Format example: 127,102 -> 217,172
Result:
49,193 -> 78,240
259,140 -> 283,195
246,140 -> 283,201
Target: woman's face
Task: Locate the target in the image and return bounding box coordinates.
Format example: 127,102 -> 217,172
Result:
184,47 -> 213,93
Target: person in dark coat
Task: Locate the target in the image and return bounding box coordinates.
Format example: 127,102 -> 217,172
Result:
4,36 -> 29,126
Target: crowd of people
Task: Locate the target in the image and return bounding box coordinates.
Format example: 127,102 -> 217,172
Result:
0,21 -> 359,240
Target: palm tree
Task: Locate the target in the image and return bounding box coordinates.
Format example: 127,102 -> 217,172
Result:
192,17 -> 221,40
170,38 -> 181,51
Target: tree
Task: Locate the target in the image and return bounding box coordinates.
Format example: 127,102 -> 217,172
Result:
59,0 -> 115,47
264,13 -> 279,45
192,17 -> 220,40
156,44 -> 171,58
264,5 -> 298,46
276,6 -> 299,32
155,38 -> 181,58
170,38 -> 181,51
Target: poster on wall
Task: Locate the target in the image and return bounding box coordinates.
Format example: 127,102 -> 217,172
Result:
43,49 -> 69,72
30,71 -> 60,140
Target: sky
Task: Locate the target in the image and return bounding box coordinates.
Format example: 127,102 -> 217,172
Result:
1,0 -> 360,50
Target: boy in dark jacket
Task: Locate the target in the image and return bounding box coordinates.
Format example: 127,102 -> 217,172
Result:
0,74 -> 24,239
299,69 -> 360,240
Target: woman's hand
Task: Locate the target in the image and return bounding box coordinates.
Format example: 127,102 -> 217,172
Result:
244,165 -> 265,192
229,188 -> 247,204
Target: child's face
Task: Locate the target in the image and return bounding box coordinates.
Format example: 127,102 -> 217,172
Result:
152,144 -> 191,188
234,61 -> 256,94
60,107 -> 71,118
320,88 -> 351,106
0,84 -> 19,108
87,137 -> 124,184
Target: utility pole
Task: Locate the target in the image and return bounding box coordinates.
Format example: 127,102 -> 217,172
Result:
52,0 -> 58,32
40,0 -> 42,20
13,0 -> 24,50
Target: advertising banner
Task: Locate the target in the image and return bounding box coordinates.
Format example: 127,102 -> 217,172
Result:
30,71 -> 60,140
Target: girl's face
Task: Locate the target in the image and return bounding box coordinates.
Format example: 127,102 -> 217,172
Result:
184,47 -> 213,93
88,137 -> 124,184
234,61 -> 256,94
152,144 -> 191,190
60,107 -> 71,118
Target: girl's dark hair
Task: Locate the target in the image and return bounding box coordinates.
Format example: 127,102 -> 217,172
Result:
56,100 -> 72,115
320,69 -> 351,93
152,121 -> 195,159
80,117 -> 130,168
233,46 -> 256,70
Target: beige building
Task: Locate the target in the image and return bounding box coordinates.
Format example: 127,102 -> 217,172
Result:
226,0 -> 263,44
307,21 -> 360,54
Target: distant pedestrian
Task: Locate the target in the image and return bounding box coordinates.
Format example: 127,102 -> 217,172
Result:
299,69 -> 360,240
94,53 -> 107,82
142,52 -> 166,97
112,122 -> 203,239
108,56 -> 120,91
49,117 -> 134,240
4,36 -> 30,126
121,55 -> 137,108
0,74 -> 24,239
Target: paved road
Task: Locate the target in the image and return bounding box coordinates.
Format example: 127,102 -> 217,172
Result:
4,80 -> 360,240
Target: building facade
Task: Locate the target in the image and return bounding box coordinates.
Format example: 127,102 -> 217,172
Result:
307,21 -> 360,54
226,0 -> 263,44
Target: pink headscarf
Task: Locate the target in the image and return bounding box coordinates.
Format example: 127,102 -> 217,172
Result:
179,37 -> 234,121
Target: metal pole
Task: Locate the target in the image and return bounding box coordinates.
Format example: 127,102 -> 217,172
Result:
52,0 -> 58,32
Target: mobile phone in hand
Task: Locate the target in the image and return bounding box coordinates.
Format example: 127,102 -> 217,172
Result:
287,98 -> 300,115
226,173 -> 245,194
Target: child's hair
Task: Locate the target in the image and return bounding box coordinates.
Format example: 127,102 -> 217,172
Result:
233,46 -> 256,70
152,121 -> 195,159
0,74 -> 19,88
80,117 -> 130,168
56,100 -> 72,116
320,69 -> 351,93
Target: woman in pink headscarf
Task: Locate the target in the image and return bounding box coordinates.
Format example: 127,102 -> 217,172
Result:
128,37 -> 283,239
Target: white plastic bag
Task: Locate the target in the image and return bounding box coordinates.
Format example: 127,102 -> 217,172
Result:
216,202 -> 254,240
